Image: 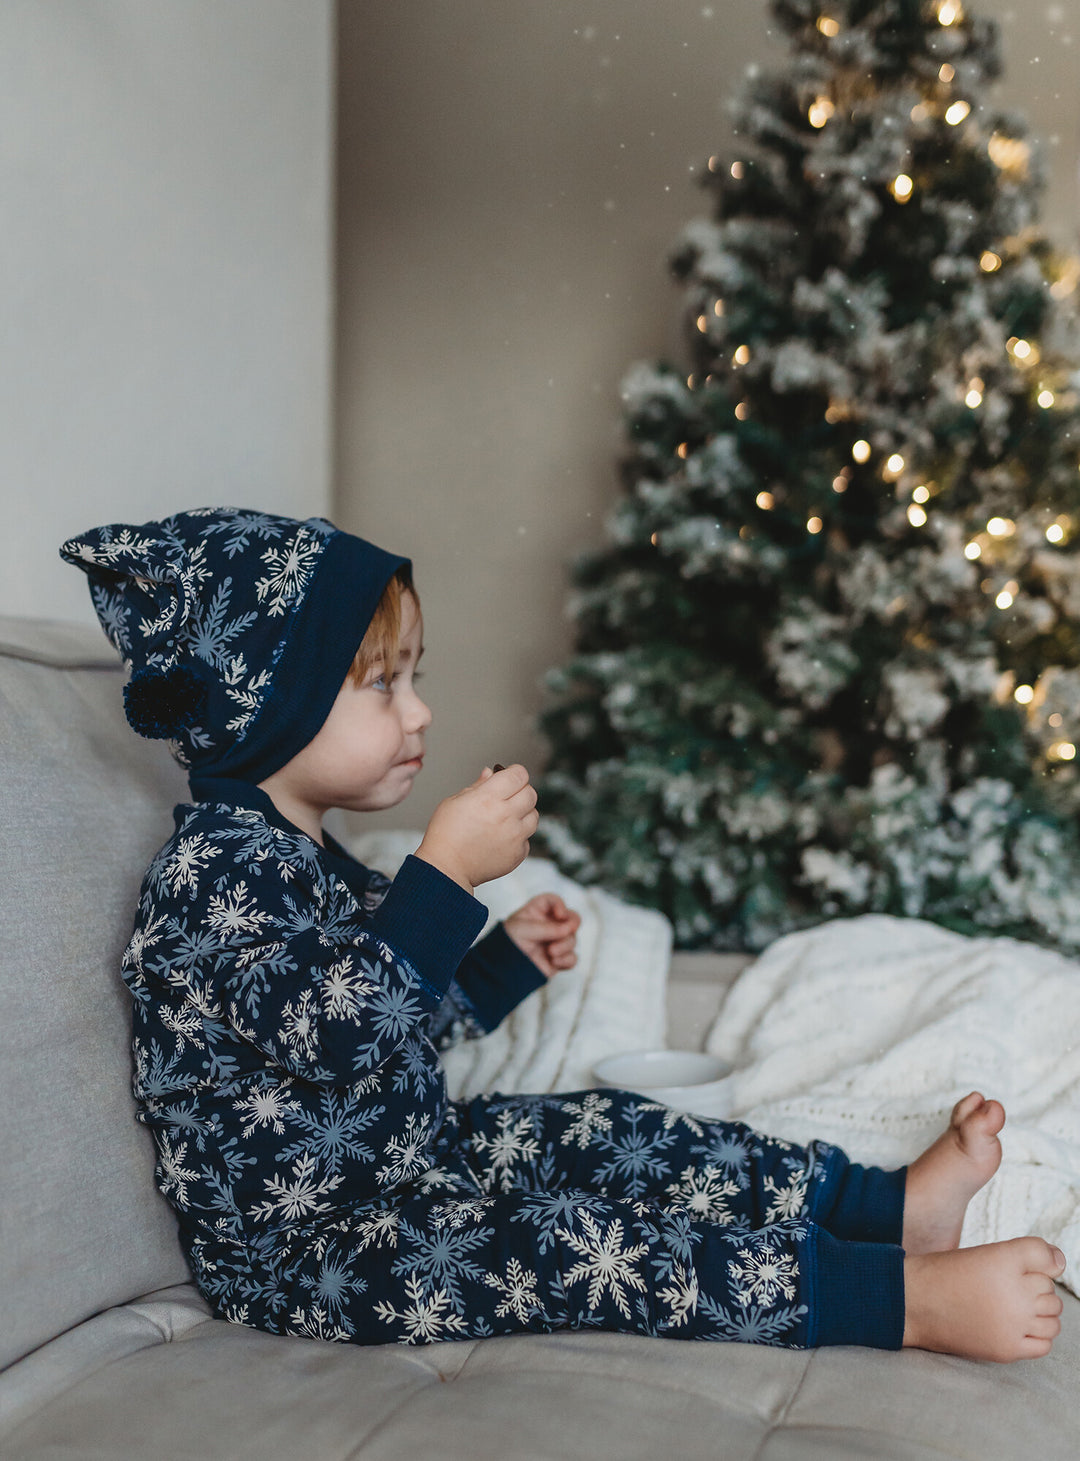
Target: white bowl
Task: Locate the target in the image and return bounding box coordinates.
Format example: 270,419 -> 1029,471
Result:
592,1048 -> 735,1116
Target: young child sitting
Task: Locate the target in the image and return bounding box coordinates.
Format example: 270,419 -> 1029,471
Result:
61,506 -> 1066,1360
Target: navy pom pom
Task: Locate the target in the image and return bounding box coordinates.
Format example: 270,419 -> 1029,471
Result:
123,663 -> 208,739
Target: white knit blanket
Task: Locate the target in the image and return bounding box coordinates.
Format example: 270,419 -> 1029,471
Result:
702,914 -> 1080,1297
346,831 -> 671,1100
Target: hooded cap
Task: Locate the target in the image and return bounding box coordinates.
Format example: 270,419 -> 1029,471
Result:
60,506 -> 410,784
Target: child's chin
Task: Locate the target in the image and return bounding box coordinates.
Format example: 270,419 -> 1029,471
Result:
349,781 -> 414,813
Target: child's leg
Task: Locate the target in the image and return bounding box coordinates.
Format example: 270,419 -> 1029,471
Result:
443,1088 -> 905,1245
256,1187 -> 906,1350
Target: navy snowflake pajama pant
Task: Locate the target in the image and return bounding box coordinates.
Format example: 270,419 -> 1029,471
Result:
245,1087 -> 907,1350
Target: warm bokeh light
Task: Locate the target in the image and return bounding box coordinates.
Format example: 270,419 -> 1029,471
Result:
1039,390 -> 1056,408
937,1 -> 963,25
735,401 -> 749,421
890,173 -> 914,202
807,516 -> 823,534
757,491 -> 775,510
1014,685 -> 1034,705
908,505 -> 927,527
980,251 -> 1002,273
939,62 -> 956,82
945,100 -> 971,126
1051,261 -> 1080,300
730,161 -> 745,179
1046,523 -> 1066,543
852,439 -> 871,463
987,517 -> 1014,537
809,96 -> 835,128
733,344 -> 751,365
912,485 -> 930,504
988,134 -> 1031,176
964,541 -> 982,560
966,388 -> 983,408
817,15 -> 840,36
995,589 -> 1014,609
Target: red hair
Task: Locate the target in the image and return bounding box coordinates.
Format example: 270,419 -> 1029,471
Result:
348,566 -> 418,684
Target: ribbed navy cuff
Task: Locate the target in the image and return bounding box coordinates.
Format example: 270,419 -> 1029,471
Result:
454,923 -> 547,1032
814,1156 -> 907,1245
365,854 -> 488,998
807,1227 -> 906,1350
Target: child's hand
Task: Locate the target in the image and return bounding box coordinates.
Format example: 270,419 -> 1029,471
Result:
415,764 -> 539,895
503,893 -> 581,980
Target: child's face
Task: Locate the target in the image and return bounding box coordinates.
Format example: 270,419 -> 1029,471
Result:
272,591 -> 432,816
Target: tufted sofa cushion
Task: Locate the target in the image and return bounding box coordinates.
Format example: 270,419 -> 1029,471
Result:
0,617 -> 191,1371
3,615 -> 1079,1461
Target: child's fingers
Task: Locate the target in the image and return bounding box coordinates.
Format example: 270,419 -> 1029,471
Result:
492,763 -> 531,795
533,892 -> 568,920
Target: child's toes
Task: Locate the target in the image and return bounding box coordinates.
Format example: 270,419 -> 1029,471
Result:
1029,1316 -> 1062,1342
969,1098 -> 1006,1138
951,1091 -> 985,1126
1020,1237 -> 1065,1277
956,1094 -> 1005,1142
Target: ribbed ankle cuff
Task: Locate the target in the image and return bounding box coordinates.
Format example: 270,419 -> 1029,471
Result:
813,1150 -> 906,1245
806,1226 -> 905,1349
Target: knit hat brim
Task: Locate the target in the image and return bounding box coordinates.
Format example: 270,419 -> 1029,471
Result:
195,529 -> 409,784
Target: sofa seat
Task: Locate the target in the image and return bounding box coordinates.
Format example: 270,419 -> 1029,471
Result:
4,615 -> 1078,1461
7,1265 -> 1080,1461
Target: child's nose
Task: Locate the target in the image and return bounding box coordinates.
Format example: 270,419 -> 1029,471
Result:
407,691 -> 433,732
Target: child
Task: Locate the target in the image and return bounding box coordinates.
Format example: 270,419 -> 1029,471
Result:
61,506 -> 1066,1360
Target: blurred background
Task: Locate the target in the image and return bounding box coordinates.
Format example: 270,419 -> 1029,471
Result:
2,0 -> 1078,829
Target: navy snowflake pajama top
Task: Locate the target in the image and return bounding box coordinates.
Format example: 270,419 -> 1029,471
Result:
123,779 -> 907,1350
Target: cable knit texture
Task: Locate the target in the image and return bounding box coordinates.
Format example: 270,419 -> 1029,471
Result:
701,913 -> 1080,1297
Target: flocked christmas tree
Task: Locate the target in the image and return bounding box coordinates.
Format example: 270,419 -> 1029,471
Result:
535,0 -> 1080,953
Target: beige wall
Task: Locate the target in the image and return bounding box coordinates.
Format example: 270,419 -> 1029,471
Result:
335,0 -> 1080,833
1,0 -> 334,627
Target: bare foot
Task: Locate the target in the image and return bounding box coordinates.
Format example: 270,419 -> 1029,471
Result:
902,1092 -> 1004,1255
903,1237 -> 1066,1362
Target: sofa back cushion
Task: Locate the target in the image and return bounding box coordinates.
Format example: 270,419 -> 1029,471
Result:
0,616 -> 192,1370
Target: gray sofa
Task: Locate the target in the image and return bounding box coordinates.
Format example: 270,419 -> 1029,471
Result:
2,613 -> 1078,1461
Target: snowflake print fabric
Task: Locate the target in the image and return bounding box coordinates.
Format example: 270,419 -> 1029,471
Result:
122,779 -> 907,1355
60,507 -> 410,785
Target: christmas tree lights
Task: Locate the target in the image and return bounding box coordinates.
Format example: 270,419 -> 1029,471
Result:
536,0 -> 1080,953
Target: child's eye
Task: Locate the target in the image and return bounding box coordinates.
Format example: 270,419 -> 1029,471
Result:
370,669 -> 423,691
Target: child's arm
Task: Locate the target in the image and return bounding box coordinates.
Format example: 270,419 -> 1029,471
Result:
195,769 -> 535,1080
140,846 -> 488,1086
427,922 -> 546,1049
426,895 -> 581,1050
